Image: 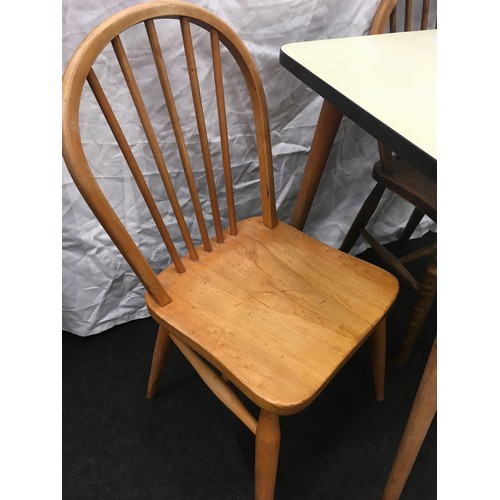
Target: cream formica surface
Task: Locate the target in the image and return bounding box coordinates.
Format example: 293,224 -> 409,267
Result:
280,29 -> 436,172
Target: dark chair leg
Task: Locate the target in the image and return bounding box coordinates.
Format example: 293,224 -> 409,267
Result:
340,183 -> 386,253
398,207 -> 425,242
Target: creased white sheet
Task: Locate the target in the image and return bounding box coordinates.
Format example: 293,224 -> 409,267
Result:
62,0 -> 436,336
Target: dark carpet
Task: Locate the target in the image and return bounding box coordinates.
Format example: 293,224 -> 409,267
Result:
63,232 -> 437,499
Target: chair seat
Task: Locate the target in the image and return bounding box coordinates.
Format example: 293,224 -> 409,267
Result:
146,217 -> 398,415
373,157 -> 437,221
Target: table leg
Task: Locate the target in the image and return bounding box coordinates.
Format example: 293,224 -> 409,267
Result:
290,99 -> 343,230
382,337 -> 437,500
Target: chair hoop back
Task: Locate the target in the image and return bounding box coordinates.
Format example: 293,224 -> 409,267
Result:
62,0 -> 277,306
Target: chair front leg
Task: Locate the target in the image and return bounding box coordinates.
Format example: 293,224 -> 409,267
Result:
147,324 -> 172,399
255,410 -> 280,500
369,317 -> 387,401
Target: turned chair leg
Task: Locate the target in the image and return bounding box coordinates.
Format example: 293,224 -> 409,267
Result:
255,410 -> 280,500
369,318 -> 386,401
340,183 -> 386,253
397,255 -> 437,366
147,324 -> 173,399
398,207 -> 425,242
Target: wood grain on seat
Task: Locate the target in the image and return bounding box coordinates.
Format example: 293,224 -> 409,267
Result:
148,217 -> 398,415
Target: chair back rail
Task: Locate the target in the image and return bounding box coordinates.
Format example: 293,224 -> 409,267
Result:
62,1 -> 277,306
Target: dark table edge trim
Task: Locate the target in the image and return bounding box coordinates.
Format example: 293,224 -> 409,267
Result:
279,48 -> 436,180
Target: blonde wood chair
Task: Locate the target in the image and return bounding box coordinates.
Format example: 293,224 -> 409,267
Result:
339,0 -> 437,366
62,2 -> 399,498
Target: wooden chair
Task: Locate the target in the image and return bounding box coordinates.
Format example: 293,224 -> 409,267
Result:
340,0 -> 437,366
62,2 -> 398,498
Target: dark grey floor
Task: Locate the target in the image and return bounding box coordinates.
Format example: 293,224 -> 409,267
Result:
63,232 -> 437,499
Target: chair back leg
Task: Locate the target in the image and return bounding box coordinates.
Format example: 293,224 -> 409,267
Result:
397,255 -> 437,365
398,207 -> 425,242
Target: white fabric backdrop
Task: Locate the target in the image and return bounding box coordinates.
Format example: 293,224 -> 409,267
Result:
62,0 -> 436,336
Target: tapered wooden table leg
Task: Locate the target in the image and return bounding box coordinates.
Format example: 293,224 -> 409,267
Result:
255,410 -> 280,500
382,338 -> 437,500
290,100 -> 343,230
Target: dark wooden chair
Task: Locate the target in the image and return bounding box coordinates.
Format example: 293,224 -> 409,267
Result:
340,0 -> 437,366
62,1 -> 398,498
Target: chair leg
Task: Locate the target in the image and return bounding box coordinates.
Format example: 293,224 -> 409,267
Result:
369,318 -> 386,401
255,410 -> 280,500
147,324 -> 172,399
397,255 -> 437,366
340,183 -> 386,253
398,207 -> 425,242
382,338 -> 437,500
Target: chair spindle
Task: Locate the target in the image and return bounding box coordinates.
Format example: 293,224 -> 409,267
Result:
145,19 -> 217,254
180,17 -> 225,245
86,68 -> 185,273
421,0 -> 430,30
389,7 -> 397,33
405,0 -> 413,31
111,34 -> 199,261
210,29 -> 238,236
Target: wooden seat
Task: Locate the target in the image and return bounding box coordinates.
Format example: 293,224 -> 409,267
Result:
340,0 -> 437,366
62,2 -> 399,498
148,217 -> 398,415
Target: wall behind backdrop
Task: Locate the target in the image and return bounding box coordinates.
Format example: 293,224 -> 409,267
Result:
62,0 -> 436,336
